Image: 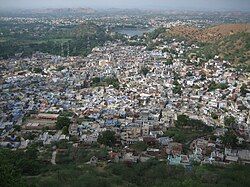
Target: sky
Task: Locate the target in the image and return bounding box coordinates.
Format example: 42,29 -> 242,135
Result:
0,0 -> 249,11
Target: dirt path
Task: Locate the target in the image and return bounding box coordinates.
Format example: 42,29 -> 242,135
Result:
51,150 -> 57,165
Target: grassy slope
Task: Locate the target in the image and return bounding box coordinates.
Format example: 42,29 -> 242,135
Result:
26,161 -> 250,187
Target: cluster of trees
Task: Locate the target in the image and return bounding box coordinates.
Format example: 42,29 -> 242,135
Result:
172,72 -> 182,95
91,76 -> 120,89
164,115 -> 213,144
97,130 -> 116,147
164,59 -> 173,66
240,83 -> 249,97
224,116 -> 236,128
208,81 -> 229,91
131,141 -> 148,152
32,67 -> 43,74
0,21 -> 112,59
221,130 -> 238,148
173,80 -> 182,95
56,116 -> 71,134
0,146 -> 43,186
175,115 -> 213,132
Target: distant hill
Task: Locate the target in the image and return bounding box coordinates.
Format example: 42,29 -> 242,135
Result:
167,24 -> 250,43
166,24 -> 250,71
19,8 -> 96,15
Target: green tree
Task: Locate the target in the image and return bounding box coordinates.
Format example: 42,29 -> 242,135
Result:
219,83 -> 228,90
33,67 -> 43,74
164,59 -> 173,65
13,125 -> 21,132
0,149 -> 25,187
173,84 -> 182,95
221,130 -> 238,148
131,141 -> 148,152
140,67 -> 150,76
92,77 -> 101,84
97,130 -> 116,147
62,126 -> 69,135
211,112 -> 218,120
224,116 -> 236,127
56,116 -> 71,130
104,77 -> 120,89
175,115 -> 190,127
240,84 -> 249,97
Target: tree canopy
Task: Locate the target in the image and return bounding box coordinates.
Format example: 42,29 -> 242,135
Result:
221,130 -> 238,148
56,116 -> 71,130
224,116 -> 236,128
97,130 -> 116,147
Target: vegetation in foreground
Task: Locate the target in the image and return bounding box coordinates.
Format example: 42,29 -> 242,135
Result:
1,146 -> 250,187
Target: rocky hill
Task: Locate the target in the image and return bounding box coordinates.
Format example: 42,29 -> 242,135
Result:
166,24 -> 250,70
168,24 -> 250,43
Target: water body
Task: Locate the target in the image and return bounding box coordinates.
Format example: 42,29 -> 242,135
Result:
115,27 -> 154,36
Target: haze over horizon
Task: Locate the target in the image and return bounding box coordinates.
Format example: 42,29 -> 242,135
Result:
0,0 -> 250,11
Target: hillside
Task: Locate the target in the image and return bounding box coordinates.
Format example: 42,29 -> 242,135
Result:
167,24 -> 250,43
165,24 -> 250,70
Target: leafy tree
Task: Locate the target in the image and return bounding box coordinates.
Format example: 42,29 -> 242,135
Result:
221,130 -> 238,148
219,83 -> 228,90
173,84 -> 182,95
104,77 -> 120,89
164,59 -> 173,65
0,149 -> 26,187
56,116 -> 71,130
91,76 -> 120,89
208,81 -> 218,91
224,116 -> 236,127
0,22 -> 111,59
97,130 -> 116,147
56,140 -> 69,149
211,112 -> 218,120
175,115 -> 212,132
13,125 -> 21,132
62,126 -> 69,135
95,148 -> 109,160
131,141 -> 148,152
140,67 -> 150,76
0,147 -> 41,180
92,77 -> 101,84
175,115 -> 190,127
33,67 -> 43,74
240,83 -> 249,97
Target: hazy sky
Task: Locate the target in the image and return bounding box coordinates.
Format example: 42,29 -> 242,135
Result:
0,0 -> 249,11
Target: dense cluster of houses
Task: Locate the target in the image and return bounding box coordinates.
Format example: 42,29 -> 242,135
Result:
0,39 -> 249,166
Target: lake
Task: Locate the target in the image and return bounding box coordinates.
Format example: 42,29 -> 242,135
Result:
115,28 -> 155,37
